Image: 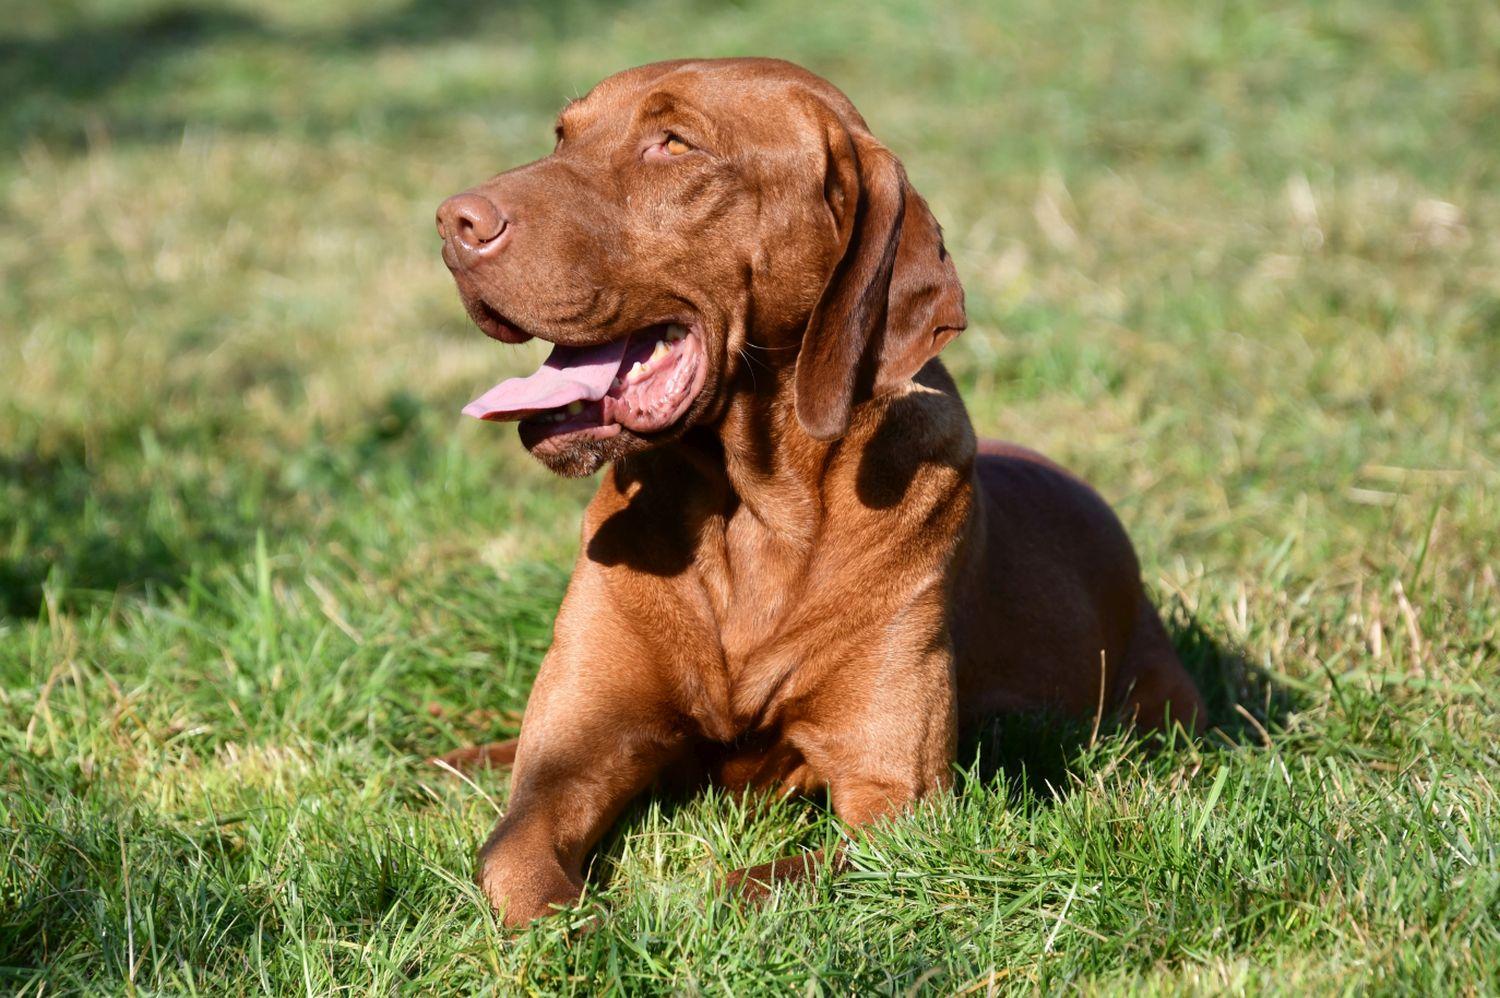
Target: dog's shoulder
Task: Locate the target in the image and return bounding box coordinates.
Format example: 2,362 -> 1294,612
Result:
859,358 -> 974,455
839,359 -> 976,514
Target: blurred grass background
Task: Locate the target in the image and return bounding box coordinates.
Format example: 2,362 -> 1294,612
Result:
1,0 -> 1497,992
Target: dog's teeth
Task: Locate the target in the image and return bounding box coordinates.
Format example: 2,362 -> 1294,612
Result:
650,340 -> 671,363
612,377 -> 624,390
627,361 -> 647,382
565,401 -> 583,415
665,324 -> 686,342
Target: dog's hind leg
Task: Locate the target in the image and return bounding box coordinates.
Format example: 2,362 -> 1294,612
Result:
1117,599 -> 1206,735
428,738 -> 519,774
725,847 -> 842,901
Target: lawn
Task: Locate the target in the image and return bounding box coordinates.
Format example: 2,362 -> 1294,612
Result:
2,0 -> 1498,992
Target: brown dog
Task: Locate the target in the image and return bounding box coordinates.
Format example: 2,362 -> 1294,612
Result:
434,58 -> 1205,927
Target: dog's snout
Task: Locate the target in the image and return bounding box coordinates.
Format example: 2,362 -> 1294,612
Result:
437,193 -> 510,266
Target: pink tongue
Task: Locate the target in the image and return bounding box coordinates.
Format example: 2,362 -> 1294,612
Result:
462,338 -> 628,422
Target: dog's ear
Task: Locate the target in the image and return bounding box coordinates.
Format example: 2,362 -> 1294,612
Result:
874,189 -> 966,393
795,126 -> 966,441
794,123 -> 903,441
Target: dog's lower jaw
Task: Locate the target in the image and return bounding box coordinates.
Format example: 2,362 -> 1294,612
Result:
526,428 -> 640,477
524,406 -> 705,477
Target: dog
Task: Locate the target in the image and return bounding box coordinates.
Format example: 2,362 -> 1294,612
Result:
434,57 -> 1205,926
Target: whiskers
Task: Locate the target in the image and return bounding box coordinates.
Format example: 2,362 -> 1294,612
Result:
738,346 -> 762,391
736,339 -> 798,392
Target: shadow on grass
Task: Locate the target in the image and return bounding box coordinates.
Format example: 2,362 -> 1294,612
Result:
960,601 -> 1303,803
0,392 -> 433,619
0,440 -> 218,620
0,6 -> 266,106
0,0 -> 632,148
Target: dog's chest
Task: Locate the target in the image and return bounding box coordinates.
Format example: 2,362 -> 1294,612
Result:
687,512 -> 823,730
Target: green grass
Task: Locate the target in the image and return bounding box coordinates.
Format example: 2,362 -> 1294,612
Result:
2,0 -> 1498,992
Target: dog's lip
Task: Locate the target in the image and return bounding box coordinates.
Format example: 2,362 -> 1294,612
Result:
464,297 -> 531,344
480,305 -> 701,351
461,284 -> 702,352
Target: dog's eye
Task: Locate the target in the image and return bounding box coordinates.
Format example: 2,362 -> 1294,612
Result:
643,132 -> 697,162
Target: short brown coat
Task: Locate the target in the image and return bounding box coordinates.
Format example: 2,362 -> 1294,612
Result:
435,57 -> 1204,925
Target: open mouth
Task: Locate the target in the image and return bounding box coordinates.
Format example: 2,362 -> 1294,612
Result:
462,323 -> 707,448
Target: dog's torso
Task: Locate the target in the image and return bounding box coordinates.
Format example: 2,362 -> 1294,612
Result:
536,361 -> 1192,803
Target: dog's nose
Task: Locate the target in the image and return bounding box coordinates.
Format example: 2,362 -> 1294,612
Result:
437,193 -> 510,266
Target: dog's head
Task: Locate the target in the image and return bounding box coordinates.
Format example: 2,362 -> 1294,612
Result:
438,58 -> 965,476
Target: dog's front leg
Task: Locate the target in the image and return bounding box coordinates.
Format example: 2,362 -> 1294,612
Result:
474,645 -> 684,927
728,638 -> 958,896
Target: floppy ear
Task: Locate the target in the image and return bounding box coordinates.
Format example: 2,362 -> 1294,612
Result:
874,189 -> 967,393
794,126 -> 966,441
794,124 -> 904,441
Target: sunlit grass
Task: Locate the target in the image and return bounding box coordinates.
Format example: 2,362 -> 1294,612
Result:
2,0 -> 1497,992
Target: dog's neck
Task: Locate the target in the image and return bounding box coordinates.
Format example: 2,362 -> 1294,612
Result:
662,364 -> 828,551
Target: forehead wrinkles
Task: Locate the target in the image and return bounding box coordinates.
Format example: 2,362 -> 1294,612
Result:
631,89 -> 717,144
556,60 -> 690,139
726,85 -> 836,179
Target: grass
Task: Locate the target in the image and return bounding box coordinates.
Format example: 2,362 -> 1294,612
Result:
2,0 -> 1498,992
